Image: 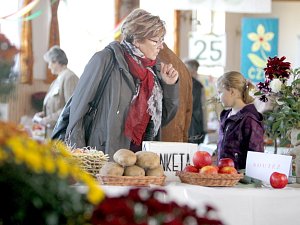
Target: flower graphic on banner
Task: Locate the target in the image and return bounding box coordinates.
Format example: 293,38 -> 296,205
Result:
241,18 -> 278,83
248,24 -> 274,52
247,24 -> 274,70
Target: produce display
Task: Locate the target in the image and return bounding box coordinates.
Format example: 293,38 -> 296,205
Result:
99,149 -> 164,177
188,151 -> 237,175
97,149 -> 165,186
176,151 -> 243,187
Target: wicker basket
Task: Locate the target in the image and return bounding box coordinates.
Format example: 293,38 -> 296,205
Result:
96,174 -> 166,186
176,171 -> 243,187
72,153 -> 108,177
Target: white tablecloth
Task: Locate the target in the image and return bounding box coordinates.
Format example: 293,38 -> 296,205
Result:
99,182 -> 300,225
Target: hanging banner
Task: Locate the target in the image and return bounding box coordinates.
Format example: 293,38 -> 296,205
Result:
240,18 -> 278,83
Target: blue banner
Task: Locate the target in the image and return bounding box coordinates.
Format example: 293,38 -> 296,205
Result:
240,18 -> 278,83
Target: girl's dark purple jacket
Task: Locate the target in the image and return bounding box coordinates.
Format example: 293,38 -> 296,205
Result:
217,104 -> 264,170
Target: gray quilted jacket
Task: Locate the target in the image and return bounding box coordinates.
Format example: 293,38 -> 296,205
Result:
65,41 -> 179,157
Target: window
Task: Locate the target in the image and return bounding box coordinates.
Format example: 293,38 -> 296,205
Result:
58,1 -> 114,76
0,0 -> 20,47
194,9 -> 225,78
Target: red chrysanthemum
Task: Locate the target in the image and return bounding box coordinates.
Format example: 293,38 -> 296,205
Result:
264,56 -> 291,80
91,188 -> 224,225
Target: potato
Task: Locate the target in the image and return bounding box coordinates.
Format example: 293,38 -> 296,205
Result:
135,151 -> 160,170
113,149 -> 137,167
124,165 -> 145,176
99,162 -> 124,176
146,165 -> 164,177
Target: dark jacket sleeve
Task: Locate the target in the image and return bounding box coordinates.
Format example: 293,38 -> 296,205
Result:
243,116 -> 264,153
161,80 -> 179,126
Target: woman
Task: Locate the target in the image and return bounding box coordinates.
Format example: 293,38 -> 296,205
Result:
216,71 -> 264,170
33,46 -> 78,138
65,9 -> 179,157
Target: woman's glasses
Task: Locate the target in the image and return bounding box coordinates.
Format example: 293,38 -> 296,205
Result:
148,38 -> 164,46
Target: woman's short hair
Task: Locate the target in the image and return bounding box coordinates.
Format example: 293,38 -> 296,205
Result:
43,45 -> 68,65
121,8 -> 166,43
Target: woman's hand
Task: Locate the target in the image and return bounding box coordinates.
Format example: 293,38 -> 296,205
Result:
32,111 -> 45,124
160,62 -> 179,85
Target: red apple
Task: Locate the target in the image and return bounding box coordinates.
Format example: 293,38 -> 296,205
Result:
218,166 -> 237,174
218,158 -> 235,168
183,165 -> 199,173
193,151 -> 212,169
270,172 -> 288,189
199,165 -> 218,175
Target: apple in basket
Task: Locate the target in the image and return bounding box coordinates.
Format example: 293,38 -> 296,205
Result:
183,165 -> 199,173
199,165 -> 218,175
218,166 -> 237,174
218,158 -> 235,168
193,151 -> 212,169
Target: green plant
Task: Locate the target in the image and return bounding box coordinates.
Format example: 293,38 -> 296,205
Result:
255,56 -> 300,146
0,121 -> 105,225
0,33 -> 19,102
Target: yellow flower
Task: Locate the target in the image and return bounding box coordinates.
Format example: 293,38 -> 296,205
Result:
80,172 -> 104,204
0,121 -> 106,224
56,157 -> 70,178
6,137 -> 26,163
247,24 -> 274,52
0,148 -> 8,162
43,155 -> 56,173
24,148 -> 43,173
87,183 -> 105,205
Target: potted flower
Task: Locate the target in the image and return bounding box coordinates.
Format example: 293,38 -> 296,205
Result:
91,187 -> 224,225
255,56 -> 300,152
0,121 -> 105,225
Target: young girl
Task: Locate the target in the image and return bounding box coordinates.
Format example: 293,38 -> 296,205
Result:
216,71 -> 264,170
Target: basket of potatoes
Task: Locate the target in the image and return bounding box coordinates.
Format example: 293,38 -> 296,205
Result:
97,149 -> 166,186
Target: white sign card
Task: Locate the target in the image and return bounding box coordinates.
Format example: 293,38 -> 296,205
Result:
245,151 -> 292,183
142,141 -> 198,181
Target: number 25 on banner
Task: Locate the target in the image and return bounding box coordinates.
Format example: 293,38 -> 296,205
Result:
189,33 -> 226,66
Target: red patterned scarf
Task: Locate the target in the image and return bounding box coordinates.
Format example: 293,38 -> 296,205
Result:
124,51 -> 156,145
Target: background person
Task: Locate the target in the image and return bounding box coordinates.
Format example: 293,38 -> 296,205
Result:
33,46 -> 78,138
184,59 -> 207,144
64,9 -> 179,158
216,71 -> 264,169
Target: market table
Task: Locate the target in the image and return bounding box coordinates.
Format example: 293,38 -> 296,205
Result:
98,182 -> 300,225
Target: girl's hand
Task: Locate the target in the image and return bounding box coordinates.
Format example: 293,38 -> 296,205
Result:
160,62 -> 179,85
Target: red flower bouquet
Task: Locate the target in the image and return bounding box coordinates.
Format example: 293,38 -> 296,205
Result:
91,188 -> 224,225
255,56 -> 300,146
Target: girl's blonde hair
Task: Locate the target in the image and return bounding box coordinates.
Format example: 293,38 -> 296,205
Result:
217,71 -> 255,104
121,8 -> 166,43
